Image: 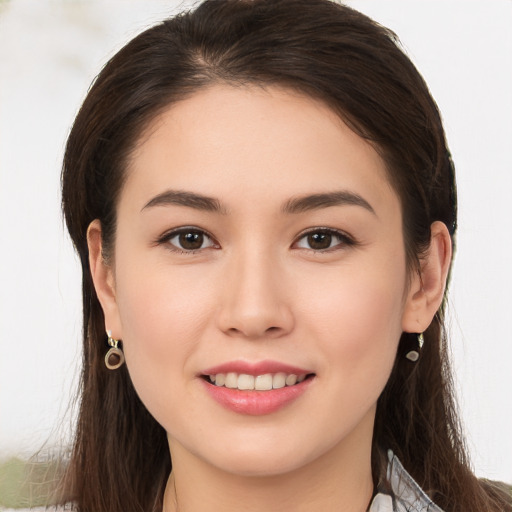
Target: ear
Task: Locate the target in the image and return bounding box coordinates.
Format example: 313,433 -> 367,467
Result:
87,219 -> 123,338
402,221 -> 452,333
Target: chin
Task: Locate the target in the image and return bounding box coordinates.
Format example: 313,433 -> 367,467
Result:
206,449 -> 314,478
183,426 -> 341,479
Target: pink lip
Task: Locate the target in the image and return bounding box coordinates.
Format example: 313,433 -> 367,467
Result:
201,360 -> 312,377
199,360 -> 315,416
201,378 -> 313,416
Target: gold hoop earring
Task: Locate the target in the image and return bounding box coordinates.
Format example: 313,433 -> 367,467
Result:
405,332 -> 424,362
105,330 -> 125,370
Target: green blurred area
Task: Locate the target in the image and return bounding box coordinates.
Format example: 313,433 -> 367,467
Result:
0,456 -> 65,509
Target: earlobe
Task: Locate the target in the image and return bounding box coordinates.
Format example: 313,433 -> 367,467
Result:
402,221 -> 452,333
87,220 -> 122,337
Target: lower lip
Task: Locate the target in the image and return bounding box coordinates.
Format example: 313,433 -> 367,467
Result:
201,377 -> 314,415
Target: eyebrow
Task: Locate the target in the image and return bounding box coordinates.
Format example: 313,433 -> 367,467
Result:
282,191 -> 376,215
141,188 -> 375,216
141,190 -> 227,214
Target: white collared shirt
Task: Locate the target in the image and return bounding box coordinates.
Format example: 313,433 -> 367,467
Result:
369,450 -> 445,512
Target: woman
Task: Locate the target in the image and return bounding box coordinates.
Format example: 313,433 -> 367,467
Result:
59,0 -> 511,511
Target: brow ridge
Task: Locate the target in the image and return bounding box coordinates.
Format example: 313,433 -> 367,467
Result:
142,190 -> 226,213
142,189 -> 374,216
282,191 -> 376,215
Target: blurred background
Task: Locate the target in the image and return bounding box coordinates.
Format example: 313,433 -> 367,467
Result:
1,0 -> 511,503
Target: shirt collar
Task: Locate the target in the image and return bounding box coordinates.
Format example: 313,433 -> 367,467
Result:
369,450 -> 445,512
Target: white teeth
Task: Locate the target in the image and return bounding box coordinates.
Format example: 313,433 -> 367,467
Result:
273,372 -> 286,389
237,374 -> 255,390
285,374 -> 297,386
208,372 -> 308,391
225,372 -> 238,389
255,374 -> 273,390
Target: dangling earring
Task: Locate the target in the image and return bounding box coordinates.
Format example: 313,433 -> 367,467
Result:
405,332 -> 424,362
105,330 -> 125,370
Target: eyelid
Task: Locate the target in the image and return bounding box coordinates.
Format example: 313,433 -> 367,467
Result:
155,226 -> 219,252
293,227 -> 356,251
154,225 -> 355,253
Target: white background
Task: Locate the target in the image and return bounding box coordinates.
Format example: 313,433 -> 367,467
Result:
0,0 -> 511,482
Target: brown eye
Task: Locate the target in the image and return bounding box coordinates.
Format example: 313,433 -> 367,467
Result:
179,231 -> 204,250
167,229 -> 215,252
307,232 -> 332,250
295,229 -> 352,251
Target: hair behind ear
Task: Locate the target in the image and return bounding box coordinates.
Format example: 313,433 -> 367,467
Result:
86,220 -> 123,339
401,221 -> 452,335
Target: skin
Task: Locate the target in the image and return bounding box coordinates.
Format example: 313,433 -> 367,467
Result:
88,84 -> 452,512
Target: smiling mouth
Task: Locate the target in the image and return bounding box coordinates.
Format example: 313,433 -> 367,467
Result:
203,372 -> 315,391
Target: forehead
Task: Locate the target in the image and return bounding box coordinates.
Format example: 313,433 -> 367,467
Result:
123,84 -> 398,216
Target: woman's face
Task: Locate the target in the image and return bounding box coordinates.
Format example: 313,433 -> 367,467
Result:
99,84 -> 420,476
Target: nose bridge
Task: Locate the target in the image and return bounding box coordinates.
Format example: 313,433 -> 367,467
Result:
217,240 -> 293,339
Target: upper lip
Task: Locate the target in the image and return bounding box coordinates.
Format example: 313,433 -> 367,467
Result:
201,360 -> 313,376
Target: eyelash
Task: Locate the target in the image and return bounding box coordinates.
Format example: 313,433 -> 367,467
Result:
293,227 -> 356,252
156,227 -> 219,254
156,227 -> 356,254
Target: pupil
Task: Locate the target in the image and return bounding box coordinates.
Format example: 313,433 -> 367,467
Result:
179,232 -> 203,250
308,232 -> 331,250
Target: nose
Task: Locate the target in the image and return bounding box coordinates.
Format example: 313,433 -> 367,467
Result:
216,248 -> 294,340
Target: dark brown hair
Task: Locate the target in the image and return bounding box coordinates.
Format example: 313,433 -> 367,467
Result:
60,1 -> 511,511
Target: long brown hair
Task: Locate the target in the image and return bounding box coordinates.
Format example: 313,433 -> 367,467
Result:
60,1 -> 511,510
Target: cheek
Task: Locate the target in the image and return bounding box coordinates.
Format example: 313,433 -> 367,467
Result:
302,269 -> 405,436
115,253 -> 214,349
111,256 -> 217,411
297,257 -> 406,374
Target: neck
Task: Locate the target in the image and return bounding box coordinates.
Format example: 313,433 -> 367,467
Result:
163,418 -> 375,512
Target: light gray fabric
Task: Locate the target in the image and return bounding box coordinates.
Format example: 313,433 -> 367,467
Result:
370,450 -> 445,512
370,492 -> 394,511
